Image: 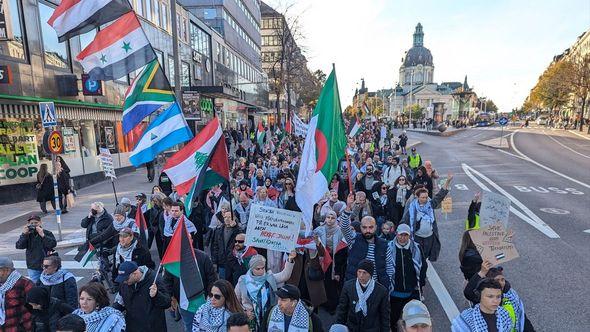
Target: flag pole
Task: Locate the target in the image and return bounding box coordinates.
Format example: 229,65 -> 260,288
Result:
153,263 -> 162,284
345,150 -> 353,194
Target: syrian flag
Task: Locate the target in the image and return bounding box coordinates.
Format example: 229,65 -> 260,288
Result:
135,207 -> 149,248
362,101 -> 370,115
162,117 -> 229,215
76,11 -> 156,81
295,67 -> 347,233
256,122 -> 265,146
347,116 -> 361,138
47,0 -> 132,42
129,102 -> 193,167
74,242 -> 96,267
122,60 -> 175,134
160,217 -> 206,313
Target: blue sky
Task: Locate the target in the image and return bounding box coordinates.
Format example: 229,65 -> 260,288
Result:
267,0 -> 590,112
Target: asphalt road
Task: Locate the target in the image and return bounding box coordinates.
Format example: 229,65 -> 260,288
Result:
5,126 -> 589,331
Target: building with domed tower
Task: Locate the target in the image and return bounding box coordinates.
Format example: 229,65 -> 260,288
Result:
389,23 -> 477,121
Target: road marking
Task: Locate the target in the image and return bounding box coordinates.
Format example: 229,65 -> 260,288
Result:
568,130 -> 590,141
539,208 -> 570,215
65,248 -> 79,256
13,260 -> 96,270
426,261 -> 460,322
497,149 -> 528,161
584,229 -> 590,234
543,130 -> 590,159
462,163 -> 560,238
510,131 -> 590,189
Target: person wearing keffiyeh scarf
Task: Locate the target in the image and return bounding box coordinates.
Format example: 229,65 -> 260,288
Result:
452,278 -> 514,332
38,255 -> 78,308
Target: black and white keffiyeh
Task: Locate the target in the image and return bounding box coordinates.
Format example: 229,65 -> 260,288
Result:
39,269 -> 75,286
191,299 -> 230,332
73,306 -> 125,332
267,300 -> 310,332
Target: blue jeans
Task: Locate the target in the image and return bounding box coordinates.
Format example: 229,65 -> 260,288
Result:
27,269 -> 42,283
180,308 -> 195,332
217,266 -> 226,280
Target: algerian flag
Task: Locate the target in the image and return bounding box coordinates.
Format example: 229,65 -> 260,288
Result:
256,122 -> 265,146
295,67 -> 347,233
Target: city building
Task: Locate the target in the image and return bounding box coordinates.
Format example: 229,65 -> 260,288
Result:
389,23 -> 478,120
178,0 -> 269,130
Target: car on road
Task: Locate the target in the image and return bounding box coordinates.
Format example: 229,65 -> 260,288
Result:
536,116 -> 548,125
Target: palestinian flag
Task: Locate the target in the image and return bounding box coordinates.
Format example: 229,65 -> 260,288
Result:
347,116 -> 361,138
122,60 -> 175,134
161,217 -> 206,313
48,0 -> 132,42
135,207 -> 149,248
236,247 -> 258,267
162,117 -> 230,216
256,122 -> 265,146
295,67 -> 347,232
362,101 -> 370,115
74,242 -> 96,267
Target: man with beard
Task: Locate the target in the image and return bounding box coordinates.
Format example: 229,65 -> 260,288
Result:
382,156 -> 406,188
355,164 -> 380,196
225,233 -> 257,286
339,194 -> 389,287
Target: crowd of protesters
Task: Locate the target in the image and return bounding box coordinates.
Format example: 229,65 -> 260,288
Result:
0,118 -> 535,332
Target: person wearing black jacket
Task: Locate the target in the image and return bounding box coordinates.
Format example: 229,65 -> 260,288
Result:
158,171 -> 173,196
111,228 -> 155,284
458,231 -> 482,281
38,256 -> 78,309
389,176 -> 412,227
145,193 -> 165,257
336,260 -> 390,332
113,261 -> 171,332
163,248 -> 218,332
368,181 -> 395,229
80,202 -> 114,249
15,214 -> 57,283
411,166 -> 433,198
26,286 -> 74,332
211,211 -> 241,280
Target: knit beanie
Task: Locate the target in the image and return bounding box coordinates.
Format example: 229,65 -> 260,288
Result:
113,205 -> 127,216
357,259 -> 374,276
248,254 -> 266,270
26,286 -> 50,308
329,324 -> 349,332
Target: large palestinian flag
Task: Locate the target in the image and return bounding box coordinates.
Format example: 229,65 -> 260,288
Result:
295,67 -> 347,232
162,117 -> 230,215
74,242 -> 96,267
160,217 -> 206,312
256,122 -> 265,146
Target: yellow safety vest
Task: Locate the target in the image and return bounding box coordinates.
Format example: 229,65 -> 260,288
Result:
502,297 -> 517,332
465,214 -> 480,231
409,154 -> 421,169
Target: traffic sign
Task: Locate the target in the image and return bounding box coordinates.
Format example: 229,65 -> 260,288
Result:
82,74 -> 103,96
498,117 -> 509,126
39,102 -> 57,127
48,131 -> 63,154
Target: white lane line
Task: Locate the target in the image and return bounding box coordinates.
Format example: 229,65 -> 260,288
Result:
426,261 -> 460,322
497,149 -> 528,161
13,260 -> 96,270
568,130 -> 590,141
64,248 -> 79,256
510,131 -> 590,189
462,163 -> 560,238
584,229 -> 590,234
542,130 -> 590,159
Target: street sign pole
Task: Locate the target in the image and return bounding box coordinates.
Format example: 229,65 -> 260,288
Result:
498,116 -> 508,148
51,131 -> 63,241
111,178 -> 119,205
499,125 -> 504,147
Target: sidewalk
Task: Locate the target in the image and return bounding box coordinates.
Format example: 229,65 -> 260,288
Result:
0,170 -> 154,254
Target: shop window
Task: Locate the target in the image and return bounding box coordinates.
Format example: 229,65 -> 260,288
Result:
0,0 -> 27,61
161,2 -> 169,31
168,56 -> 175,87
145,0 -> 153,21
134,0 -> 144,17
38,1 -> 70,70
181,61 -> 190,87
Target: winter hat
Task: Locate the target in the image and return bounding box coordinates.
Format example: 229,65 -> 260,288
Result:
120,197 -> 132,207
329,324 -> 349,332
113,205 -> 127,216
357,259 -> 374,276
26,286 -> 50,308
248,254 -> 266,270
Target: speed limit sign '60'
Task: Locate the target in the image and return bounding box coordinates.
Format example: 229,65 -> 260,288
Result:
49,131 -> 63,154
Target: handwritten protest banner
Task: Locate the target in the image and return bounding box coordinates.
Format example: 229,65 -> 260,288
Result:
480,191 -> 510,228
292,113 -> 308,137
470,223 -> 519,265
245,204 -> 301,253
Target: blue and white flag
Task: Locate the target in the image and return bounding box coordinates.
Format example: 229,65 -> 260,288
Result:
129,102 -> 193,166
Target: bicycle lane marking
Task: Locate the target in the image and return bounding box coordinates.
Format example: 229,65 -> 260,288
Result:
426,261 -> 461,322
510,130 -> 590,189
461,163 -> 560,239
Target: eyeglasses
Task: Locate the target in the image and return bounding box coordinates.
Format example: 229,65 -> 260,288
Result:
209,293 -> 223,300
235,240 -> 245,244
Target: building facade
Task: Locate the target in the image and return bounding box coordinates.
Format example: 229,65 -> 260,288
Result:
389,23 -> 478,120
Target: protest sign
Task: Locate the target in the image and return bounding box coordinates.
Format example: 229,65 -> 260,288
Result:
470,223 -> 519,265
480,191 -> 510,228
98,148 -> 116,179
441,196 -> 453,214
245,204 -> 301,253
292,113 -> 308,137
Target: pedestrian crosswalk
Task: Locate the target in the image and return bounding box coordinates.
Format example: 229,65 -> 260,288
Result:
13,247 -> 97,283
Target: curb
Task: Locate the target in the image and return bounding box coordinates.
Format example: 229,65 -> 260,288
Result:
477,141 -> 510,150
407,128 -> 466,137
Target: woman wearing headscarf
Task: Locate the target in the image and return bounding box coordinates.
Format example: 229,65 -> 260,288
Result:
235,251 -> 296,331
314,211 -> 347,314
412,166 -> 433,198
26,286 -> 74,332
390,175 -> 413,227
